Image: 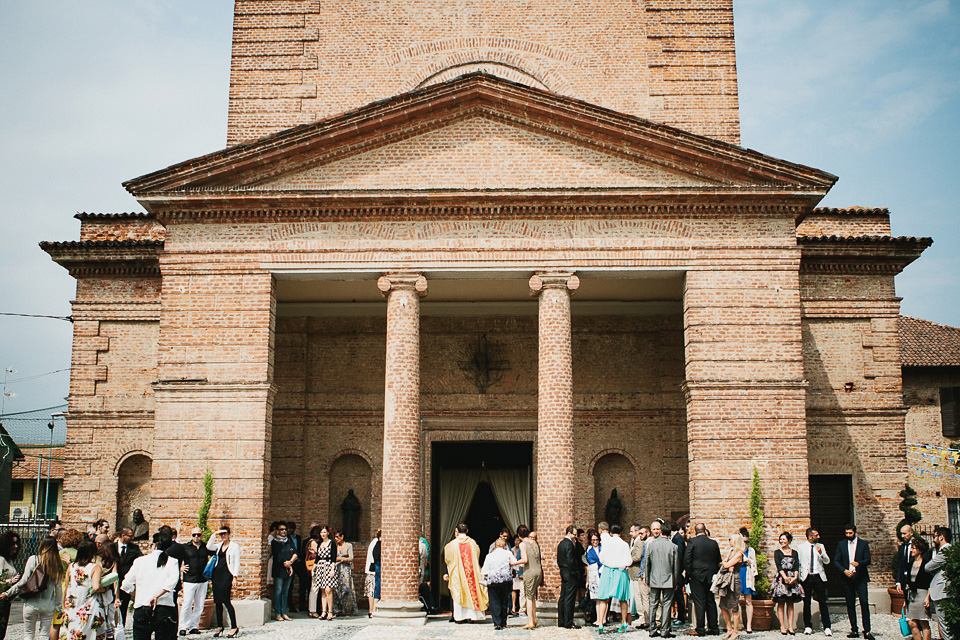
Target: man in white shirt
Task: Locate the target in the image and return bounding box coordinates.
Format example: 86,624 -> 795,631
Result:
121,533 -> 181,640
797,528 -> 832,636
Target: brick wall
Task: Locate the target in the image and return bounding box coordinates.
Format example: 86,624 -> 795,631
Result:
801,269 -> 907,583
227,0 -> 739,145
903,368 -> 960,526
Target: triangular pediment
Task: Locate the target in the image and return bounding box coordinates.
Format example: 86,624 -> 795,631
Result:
251,114 -> 721,191
125,73 -> 837,207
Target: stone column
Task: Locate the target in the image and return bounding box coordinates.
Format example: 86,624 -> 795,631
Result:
373,271 -> 428,625
530,271 -> 579,607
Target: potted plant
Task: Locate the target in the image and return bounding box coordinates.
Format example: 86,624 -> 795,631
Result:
196,469 -> 218,629
887,483 -> 921,613
746,467 -> 775,631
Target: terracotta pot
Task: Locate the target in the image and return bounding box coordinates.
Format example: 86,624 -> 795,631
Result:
199,598 -> 216,629
888,587 -> 905,615
751,599 -> 775,631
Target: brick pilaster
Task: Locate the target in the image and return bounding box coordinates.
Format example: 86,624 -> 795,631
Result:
373,271 -> 428,624
530,271 -> 579,602
151,269 -> 276,600
683,269 -> 810,550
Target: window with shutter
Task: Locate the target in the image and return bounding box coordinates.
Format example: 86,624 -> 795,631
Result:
940,386 -> 960,438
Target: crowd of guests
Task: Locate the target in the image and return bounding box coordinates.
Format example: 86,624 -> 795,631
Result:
0,519 -> 241,640
0,516 -> 950,638
440,518 -> 954,639
264,520 -> 379,624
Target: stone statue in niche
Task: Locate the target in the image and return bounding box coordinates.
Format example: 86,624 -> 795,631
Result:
131,508 -> 149,541
604,489 -> 623,528
341,489 -> 362,541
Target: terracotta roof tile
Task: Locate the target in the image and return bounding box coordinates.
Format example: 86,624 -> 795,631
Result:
900,316 -> 960,367
74,212 -> 153,220
810,207 -> 889,216
12,453 -> 64,480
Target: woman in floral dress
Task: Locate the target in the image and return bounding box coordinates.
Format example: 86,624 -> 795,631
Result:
62,539 -> 106,640
332,531 -> 357,616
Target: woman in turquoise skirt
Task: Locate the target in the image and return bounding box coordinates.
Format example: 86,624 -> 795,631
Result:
596,524 -> 633,634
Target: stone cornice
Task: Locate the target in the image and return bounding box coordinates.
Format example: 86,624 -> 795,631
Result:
151,201 -> 808,223
41,239 -> 163,278
799,235 -> 932,274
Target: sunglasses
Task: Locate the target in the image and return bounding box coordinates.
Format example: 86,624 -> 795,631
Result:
192,533 -> 203,537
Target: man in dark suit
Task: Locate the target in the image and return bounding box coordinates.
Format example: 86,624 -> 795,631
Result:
684,523 -> 721,637
556,524 -> 579,629
832,524 -> 873,640
893,524 -> 914,596
115,527 -> 143,626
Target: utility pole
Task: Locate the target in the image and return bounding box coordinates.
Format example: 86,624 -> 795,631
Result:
45,420 -> 54,519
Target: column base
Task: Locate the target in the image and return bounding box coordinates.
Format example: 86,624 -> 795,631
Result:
371,600 -> 428,626
535,600 -> 585,627
536,600 -> 559,625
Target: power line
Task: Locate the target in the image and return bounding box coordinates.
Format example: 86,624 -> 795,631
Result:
3,369 -> 70,385
0,312 -> 72,322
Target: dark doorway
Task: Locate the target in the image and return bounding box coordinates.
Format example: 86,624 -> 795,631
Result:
430,440 -> 533,608
809,474 -> 853,597
464,481 -> 505,566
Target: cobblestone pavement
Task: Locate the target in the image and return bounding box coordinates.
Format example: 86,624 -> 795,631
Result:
5,607 -> 905,639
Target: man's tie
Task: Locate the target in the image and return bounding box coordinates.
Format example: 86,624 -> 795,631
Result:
810,543 -> 815,573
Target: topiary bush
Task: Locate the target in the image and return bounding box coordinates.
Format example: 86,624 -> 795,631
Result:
895,483 -> 921,539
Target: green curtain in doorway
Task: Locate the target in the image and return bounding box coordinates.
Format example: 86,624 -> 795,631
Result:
485,467 -> 530,536
439,468 -> 530,542
439,469 -> 481,547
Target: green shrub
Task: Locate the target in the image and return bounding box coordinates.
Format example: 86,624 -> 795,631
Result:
940,541 -> 960,638
197,468 -> 213,543
749,466 -> 771,598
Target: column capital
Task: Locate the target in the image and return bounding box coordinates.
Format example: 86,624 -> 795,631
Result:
529,271 -> 579,297
377,271 -> 428,298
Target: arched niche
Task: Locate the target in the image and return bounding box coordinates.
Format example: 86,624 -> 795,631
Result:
116,453 -> 152,532
592,452 -> 636,529
327,453 -> 373,542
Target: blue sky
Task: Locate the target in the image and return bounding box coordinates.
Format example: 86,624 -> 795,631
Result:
1,1 -> 958,412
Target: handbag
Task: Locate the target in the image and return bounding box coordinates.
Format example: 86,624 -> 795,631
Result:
203,554 -> 218,579
711,569 -> 732,595
899,606 -> 911,637
19,564 -> 47,599
305,549 -> 317,573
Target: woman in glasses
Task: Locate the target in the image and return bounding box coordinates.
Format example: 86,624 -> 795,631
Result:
207,526 -> 241,637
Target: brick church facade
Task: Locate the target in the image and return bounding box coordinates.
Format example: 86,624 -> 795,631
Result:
42,0 -> 934,620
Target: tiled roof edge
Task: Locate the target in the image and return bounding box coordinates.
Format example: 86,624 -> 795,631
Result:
74,212 -> 153,220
